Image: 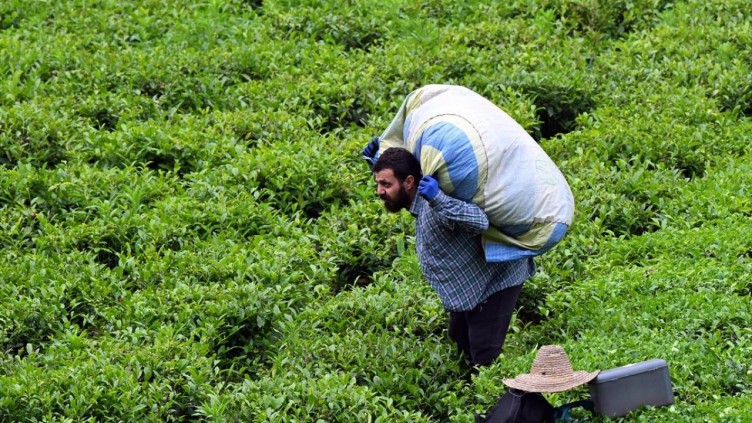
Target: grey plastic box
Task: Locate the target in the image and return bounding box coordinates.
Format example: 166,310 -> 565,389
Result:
588,358 -> 674,417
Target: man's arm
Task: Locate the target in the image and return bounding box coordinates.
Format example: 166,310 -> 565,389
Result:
427,190 -> 489,234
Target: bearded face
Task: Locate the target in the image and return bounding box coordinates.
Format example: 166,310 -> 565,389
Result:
380,183 -> 411,212
374,168 -> 414,213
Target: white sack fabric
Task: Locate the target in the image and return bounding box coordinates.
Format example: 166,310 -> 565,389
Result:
376,84 -> 574,262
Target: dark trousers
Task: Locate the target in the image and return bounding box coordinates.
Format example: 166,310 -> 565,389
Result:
448,284 -> 523,367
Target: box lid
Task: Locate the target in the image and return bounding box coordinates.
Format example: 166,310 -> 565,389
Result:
591,359 -> 668,383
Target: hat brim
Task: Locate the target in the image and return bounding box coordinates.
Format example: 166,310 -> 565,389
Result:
503,370 -> 599,393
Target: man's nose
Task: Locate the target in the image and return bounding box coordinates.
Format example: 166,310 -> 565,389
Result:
377,186 -> 385,196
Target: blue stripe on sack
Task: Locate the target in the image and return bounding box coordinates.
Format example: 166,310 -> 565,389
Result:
403,115 -> 413,144
484,223 -> 570,262
417,121 -> 478,202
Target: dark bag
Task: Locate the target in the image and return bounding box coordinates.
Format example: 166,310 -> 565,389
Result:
475,389 -> 555,423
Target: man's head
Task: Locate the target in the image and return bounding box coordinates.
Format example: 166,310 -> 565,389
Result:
372,147 -> 422,212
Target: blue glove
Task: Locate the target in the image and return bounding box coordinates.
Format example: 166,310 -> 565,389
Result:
362,136 -> 380,165
418,175 -> 440,201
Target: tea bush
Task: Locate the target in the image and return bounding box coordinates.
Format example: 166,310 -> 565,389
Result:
1,0 -> 751,421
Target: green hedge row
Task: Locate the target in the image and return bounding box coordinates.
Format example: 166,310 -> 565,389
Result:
1,0 -> 751,421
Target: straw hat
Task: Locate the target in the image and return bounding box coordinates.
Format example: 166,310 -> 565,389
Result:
503,345 -> 599,393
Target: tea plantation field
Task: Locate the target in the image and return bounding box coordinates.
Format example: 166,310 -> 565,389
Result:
1,0 -> 750,421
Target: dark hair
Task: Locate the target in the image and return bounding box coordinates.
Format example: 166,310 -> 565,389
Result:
372,147 -> 422,182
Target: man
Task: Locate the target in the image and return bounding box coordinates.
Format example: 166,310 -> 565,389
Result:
364,144 -> 536,367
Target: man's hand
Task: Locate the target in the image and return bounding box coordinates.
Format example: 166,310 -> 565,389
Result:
362,136 -> 380,165
418,175 -> 440,201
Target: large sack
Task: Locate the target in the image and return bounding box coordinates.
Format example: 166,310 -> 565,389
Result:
376,84 -> 574,262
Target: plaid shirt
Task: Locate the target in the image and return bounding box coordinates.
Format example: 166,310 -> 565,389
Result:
409,191 -> 535,312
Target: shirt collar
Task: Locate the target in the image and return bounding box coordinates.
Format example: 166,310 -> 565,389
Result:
408,194 -> 420,217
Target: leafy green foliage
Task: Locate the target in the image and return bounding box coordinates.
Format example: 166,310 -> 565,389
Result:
1,0 -> 751,421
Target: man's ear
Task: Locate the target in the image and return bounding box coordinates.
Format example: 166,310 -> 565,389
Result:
404,175 -> 416,190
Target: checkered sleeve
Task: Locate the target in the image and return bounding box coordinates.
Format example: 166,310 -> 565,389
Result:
428,191 -> 489,234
